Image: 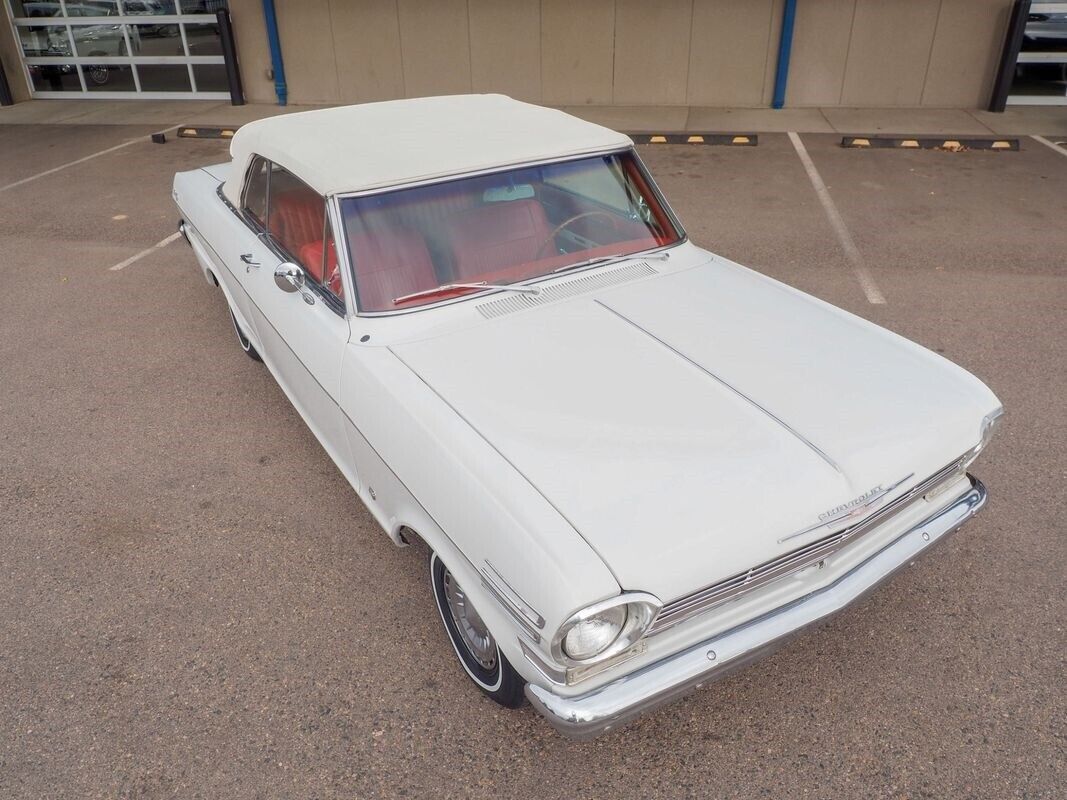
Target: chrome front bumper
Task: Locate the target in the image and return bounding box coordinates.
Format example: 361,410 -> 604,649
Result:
526,476 -> 987,739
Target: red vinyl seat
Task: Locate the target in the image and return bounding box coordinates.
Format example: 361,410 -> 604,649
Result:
347,229 -> 439,311
447,199 -> 554,281
297,239 -> 341,297
269,190 -> 326,275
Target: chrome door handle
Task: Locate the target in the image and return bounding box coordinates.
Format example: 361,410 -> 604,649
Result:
240,253 -> 260,272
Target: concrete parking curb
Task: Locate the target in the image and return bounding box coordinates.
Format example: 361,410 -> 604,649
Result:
177,126 -> 239,140
630,133 -> 758,146
841,136 -> 1019,151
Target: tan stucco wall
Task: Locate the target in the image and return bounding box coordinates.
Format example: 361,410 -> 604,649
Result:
0,0 -> 1012,109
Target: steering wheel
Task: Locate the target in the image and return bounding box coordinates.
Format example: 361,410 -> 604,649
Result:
534,211 -> 619,259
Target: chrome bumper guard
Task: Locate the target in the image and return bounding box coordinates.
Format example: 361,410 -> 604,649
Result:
526,476 -> 987,739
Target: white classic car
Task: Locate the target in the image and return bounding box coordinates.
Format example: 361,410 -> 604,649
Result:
172,95 -> 1002,738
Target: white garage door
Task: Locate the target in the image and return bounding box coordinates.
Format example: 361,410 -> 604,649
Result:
5,0 -> 230,99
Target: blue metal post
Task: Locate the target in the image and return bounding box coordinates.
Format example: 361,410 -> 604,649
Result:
772,0 -> 798,109
261,0 -> 287,106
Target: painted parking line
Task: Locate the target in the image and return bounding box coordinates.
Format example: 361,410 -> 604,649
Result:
0,124 -> 182,194
787,132 -> 887,305
108,231 -> 182,272
1031,135 -> 1067,159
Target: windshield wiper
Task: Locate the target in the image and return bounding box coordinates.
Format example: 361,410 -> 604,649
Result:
393,281 -> 542,305
552,249 -> 671,274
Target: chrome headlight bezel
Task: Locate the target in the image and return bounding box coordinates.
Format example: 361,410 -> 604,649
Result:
550,592 -> 661,666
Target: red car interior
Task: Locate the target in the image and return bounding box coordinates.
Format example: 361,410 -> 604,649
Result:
447,198 -> 555,281
296,239 -> 345,298
269,190 -> 325,266
388,237 -> 661,308
274,157 -> 679,313
345,230 -> 438,311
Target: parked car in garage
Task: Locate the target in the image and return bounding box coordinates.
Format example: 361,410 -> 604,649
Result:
172,95 -> 1002,738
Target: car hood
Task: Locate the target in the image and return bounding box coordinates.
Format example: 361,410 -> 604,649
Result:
390,258 -> 999,601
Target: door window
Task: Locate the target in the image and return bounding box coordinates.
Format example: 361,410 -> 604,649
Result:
265,166 -> 328,279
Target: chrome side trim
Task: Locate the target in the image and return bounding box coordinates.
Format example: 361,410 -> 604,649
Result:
480,560 -> 545,643
527,477 -> 987,739
648,455 -> 970,635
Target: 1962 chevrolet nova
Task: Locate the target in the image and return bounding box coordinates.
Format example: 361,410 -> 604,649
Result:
172,95 -> 1002,738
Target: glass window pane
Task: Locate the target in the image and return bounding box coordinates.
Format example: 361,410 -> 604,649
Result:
70,23 -> 128,57
340,152 -> 682,312
135,63 -> 191,91
323,215 -> 344,301
267,167 -> 327,282
28,64 -> 82,92
67,1 -> 120,15
85,62 -> 136,90
127,24 -> 184,56
242,158 -> 269,228
183,22 -> 222,55
176,1 -> 228,14
1022,11 -> 1067,53
1011,62 -> 1067,99
191,63 -> 227,92
11,1 -> 63,16
17,25 -> 71,57
120,1 -> 176,15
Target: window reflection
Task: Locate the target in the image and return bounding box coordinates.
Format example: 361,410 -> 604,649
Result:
70,23 -> 129,57
17,25 -> 70,57
28,64 -> 82,91
1012,9 -> 1067,99
184,22 -> 222,55
87,63 -> 136,90
136,63 -> 191,91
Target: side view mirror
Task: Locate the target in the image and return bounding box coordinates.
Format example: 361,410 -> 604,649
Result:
274,262 -> 306,293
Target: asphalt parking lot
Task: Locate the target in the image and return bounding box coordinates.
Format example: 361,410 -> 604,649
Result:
1,121 -> 1064,799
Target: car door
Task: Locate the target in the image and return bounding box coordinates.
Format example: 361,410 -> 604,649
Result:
233,158 -> 357,485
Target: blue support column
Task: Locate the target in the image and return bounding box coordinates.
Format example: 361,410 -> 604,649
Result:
772,0 -> 798,110
261,0 -> 287,106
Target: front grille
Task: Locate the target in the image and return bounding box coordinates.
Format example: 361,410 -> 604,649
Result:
647,455 -> 969,636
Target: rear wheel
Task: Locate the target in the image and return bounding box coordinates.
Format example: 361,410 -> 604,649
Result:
229,308 -> 262,362
430,551 -> 525,708
85,55 -> 109,86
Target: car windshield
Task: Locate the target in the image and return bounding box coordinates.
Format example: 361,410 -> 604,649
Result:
338,150 -> 683,312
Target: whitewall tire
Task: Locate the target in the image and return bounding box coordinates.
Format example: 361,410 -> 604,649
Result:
429,551 -> 525,708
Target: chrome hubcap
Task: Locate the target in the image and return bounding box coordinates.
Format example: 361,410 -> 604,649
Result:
443,569 -> 497,671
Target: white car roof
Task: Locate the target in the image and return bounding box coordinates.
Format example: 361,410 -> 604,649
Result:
222,95 -> 633,204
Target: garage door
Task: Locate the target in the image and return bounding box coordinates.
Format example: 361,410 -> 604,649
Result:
5,0 -> 230,99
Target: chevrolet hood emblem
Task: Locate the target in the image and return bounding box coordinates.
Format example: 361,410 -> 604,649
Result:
779,473 -> 914,543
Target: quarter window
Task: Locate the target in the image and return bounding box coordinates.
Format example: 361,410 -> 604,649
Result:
242,157 -> 269,229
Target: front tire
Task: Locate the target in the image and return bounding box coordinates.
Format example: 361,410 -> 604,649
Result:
229,308 -> 262,362
430,552 -> 525,708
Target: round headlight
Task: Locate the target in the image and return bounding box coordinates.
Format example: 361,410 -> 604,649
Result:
552,593 -> 662,666
562,605 -> 626,660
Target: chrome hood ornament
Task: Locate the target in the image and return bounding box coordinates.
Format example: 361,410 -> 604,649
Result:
779,473 -> 914,543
